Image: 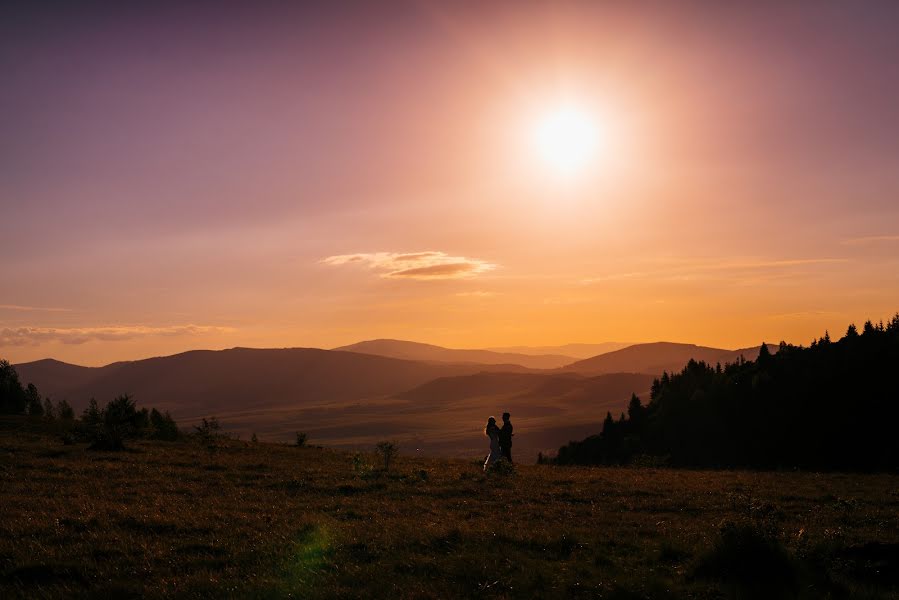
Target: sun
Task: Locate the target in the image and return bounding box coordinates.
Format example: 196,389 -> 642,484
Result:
531,104 -> 600,177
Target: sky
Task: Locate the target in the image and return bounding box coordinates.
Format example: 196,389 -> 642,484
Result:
2,1 -> 899,366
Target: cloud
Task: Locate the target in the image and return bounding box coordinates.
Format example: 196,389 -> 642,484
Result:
322,251 -> 496,280
0,325 -> 233,347
0,304 -> 72,313
841,235 -> 899,246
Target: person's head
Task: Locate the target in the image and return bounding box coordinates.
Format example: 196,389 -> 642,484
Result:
485,416 -> 496,435
502,412 -> 510,422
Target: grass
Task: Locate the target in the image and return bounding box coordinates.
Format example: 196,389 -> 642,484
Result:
1,417 -> 898,599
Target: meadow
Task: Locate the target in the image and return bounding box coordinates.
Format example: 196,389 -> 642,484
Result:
1,418 -> 897,599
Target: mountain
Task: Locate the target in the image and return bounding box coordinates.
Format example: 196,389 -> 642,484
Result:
484,342 -> 631,359
562,342 -> 777,376
14,347 -> 538,417
333,339 -> 575,369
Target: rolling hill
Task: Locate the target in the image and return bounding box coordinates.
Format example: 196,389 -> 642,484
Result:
561,342 -> 777,376
14,348 -> 537,417
485,342 -> 631,359
333,339 -> 576,369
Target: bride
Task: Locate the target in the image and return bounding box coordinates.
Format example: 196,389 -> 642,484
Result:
483,416 -> 502,471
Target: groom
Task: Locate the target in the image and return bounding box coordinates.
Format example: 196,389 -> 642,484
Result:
499,412 -> 513,463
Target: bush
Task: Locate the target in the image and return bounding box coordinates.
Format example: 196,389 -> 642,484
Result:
56,399 -> 75,421
25,384 -> 43,417
693,522 -> 797,597
88,394 -> 144,451
0,360 -> 27,414
193,417 -> 228,446
375,441 -> 398,471
295,432 -> 308,447
148,408 -> 180,441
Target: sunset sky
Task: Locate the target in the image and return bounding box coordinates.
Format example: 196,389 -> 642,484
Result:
3,1 -> 899,366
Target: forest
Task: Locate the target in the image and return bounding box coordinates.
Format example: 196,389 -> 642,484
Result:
553,315 -> 899,470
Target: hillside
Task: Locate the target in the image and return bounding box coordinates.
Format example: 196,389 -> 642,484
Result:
333,339 -> 575,369
555,317 -> 899,469
14,348 -> 534,417
485,342 -> 631,359
2,423 -> 897,599
561,341 -> 777,375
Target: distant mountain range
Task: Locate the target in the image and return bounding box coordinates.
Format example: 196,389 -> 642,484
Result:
14,348 -> 529,415
562,342 -> 778,376
484,342 -> 631,359
333,339 -> 575,369
11,339 -> 777,459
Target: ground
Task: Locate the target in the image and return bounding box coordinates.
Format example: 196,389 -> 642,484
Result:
1,418 -> 897,599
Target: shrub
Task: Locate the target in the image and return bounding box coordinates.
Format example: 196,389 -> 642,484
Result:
193,417 -> 228,446
693,522 -> 797,597
251,432 -> 259,444
25,384 -> 43,417
0,360 -> 27,414
42,397 -> 55,420
89,394 -> 144,451
148,408 -> 180,441
295,432 -> 308,447
56,399 -> 75,421
375,441 -> 398,471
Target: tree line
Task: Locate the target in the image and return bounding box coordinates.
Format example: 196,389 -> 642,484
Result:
0,359 -> 179,449
552,314 -> 899,471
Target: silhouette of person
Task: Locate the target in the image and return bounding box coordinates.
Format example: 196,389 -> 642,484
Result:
499,412 -> 513,463
484,416 -> 501,471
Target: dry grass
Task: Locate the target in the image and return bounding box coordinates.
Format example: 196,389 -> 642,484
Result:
1,417 -> 897,599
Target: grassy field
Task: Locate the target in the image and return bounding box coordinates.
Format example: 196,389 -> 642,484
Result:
1,419 -> 898,599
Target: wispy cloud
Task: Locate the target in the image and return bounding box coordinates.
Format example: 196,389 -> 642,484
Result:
841,235 -> 899,246
322,251 -> 497,280
0,325 -> 233,346
0,304 -> 73,313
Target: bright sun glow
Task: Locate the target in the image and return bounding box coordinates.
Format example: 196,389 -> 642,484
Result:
531,104 -> 600,177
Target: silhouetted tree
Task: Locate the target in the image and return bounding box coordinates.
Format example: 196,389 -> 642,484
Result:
25,383 -> 43,416
56,399 -> 75,421
0,360 -> 27,414
553,313 -> 899,471
42,397 -> 55,420
90,394 -> 143,450
82,398 -> 101,426
148,408 -> 179,441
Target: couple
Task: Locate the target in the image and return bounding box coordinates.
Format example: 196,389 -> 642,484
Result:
483,412 -> 513,471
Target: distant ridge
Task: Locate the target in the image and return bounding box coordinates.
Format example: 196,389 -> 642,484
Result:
485,342 -> 631,359
561,342 -> 778,376
333,339 -> 576,369
13,347 -> 538,415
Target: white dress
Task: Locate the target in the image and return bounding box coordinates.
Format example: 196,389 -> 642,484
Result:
483,429 -> 502,471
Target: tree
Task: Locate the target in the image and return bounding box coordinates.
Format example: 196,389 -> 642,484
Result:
56,399 -> 75,420
376,441 -> 398,471
82,398 -> 101,426
149,408 -> 179,441
90,394 -> 142,450
42,397 -> 55,420
25,383 -> 43,416
0,360 -> 27,414
627,393 -> 645,424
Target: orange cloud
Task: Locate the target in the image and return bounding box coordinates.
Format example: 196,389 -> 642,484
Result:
322,251 -> 496,280
0,325 -> 234,346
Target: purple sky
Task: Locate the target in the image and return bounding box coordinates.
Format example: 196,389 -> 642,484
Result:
3,1 -> 899,365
